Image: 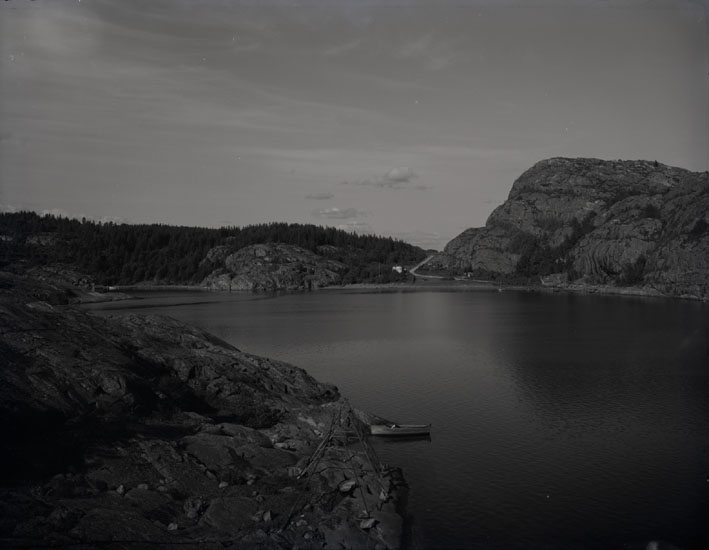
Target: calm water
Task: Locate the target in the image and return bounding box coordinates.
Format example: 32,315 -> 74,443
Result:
89,289 -> 709,549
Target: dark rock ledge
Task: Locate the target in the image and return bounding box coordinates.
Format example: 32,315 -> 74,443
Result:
0,271 -> 407,549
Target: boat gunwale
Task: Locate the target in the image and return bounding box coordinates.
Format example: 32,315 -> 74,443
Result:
369,423 -> 431,436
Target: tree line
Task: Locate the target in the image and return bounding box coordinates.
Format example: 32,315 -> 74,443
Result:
0,212 -> 425,286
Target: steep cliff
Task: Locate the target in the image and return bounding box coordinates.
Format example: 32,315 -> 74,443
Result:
433,158 -> 708,299
201,242 -> 347,290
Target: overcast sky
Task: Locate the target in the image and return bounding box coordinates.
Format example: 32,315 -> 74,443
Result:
1,0 -> 707,249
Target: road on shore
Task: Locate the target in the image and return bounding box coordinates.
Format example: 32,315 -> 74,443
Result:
409,255 -> 446,279
409,255 -> 495,284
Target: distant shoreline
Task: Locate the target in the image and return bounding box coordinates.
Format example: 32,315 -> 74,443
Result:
105,284 -> 207,291
339,280 -> 707,302
101,279 -> 706,302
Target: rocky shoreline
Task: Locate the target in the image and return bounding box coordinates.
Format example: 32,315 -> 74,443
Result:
101,277 -> 702,302
319,278 -> 705,301
0,271 -> 408,549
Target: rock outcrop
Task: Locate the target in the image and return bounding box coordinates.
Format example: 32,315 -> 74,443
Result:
0,271 -> 406,548
201,243 -> 347,291
430,158 -> 709,299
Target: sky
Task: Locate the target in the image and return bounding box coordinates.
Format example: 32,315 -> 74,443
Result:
1,0 -> 707,250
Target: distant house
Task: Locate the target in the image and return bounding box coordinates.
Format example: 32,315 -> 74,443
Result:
392,266 -> 404,274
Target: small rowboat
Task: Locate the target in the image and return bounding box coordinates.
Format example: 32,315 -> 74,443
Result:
369,423 -> 431,436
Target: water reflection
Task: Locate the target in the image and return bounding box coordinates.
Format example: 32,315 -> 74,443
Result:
486,292 -> 709,547
495,292 -> 709,429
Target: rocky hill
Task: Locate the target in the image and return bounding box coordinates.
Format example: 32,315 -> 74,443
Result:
201,243 -> 347,291
427,158 -> 708,299
0,272 -> 407,548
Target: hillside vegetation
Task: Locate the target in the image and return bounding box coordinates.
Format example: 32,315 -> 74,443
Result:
0,213 -> 425,287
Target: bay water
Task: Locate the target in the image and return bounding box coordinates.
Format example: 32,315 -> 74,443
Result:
88,289 -> 709,549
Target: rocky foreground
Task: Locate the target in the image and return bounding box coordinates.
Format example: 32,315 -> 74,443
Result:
0,272 -> 407,549
428,158 -> 709,300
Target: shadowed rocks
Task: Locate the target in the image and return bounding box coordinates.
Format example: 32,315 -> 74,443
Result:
0,272 -> 406,548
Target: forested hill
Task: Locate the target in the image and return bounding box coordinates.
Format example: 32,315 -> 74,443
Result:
0,212 -> 426,286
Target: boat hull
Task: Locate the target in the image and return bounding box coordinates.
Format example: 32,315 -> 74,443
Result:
369,424 -> 431,436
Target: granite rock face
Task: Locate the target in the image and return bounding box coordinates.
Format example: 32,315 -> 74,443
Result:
0,272 -> 406,548
434,158 -> 709,299
201,242 -> 347,290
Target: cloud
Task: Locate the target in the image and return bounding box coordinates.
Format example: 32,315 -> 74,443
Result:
0,204 -> 19,213
394,33 -> 457,71
342,167 -> 426,189
311,207 -> 360,219
0,133 -> 26,148
385,166 -> 417,183
230,37 -> 261,53
305,192 -> 334,200
323,39 -> 361,57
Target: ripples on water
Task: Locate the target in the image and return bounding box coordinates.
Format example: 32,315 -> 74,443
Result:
90,289 -> 709,549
